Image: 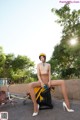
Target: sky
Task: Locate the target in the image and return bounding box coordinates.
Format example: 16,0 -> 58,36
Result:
0,0 -> 80,66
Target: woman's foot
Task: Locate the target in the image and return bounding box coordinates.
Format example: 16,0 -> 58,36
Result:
63,102 -> 74,112
32,104 -> 39,116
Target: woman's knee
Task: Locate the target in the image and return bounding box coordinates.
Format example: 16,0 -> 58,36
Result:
29,82 -> 34,88
60,80 -> 65,85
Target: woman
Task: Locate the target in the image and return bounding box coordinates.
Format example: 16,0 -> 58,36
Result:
29,53 -> 74,116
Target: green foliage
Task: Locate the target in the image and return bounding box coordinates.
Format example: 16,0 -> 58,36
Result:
0,47 -> 6,67
51,4 -> 80,37
24,77 -> 35,83
12,55 -> 34,70
50,4 -> 80,79
0,46 -> 35,83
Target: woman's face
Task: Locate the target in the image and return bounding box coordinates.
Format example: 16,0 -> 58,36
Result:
40,56 -> 45,62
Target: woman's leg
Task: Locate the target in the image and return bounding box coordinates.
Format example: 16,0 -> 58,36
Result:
28,81 -> 41,113
50,80 -> 70,108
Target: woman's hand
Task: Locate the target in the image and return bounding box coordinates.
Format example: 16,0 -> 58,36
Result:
40,81 -> 44,87
48,81 -> 51,88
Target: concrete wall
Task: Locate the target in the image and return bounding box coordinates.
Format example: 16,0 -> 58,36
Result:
0,80 -> 80,100
52,80 -> 80,100
0,84 -> 29,95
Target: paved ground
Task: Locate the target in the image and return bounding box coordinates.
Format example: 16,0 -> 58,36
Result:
0,98 -> 80,120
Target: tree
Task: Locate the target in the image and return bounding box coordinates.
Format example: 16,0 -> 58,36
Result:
0,46 -> 35,83
10,55 -> 35,83
0,47 -> 6,77
12,55 -> 34,70
51,4 -> 80,37
49,4 -> 80,79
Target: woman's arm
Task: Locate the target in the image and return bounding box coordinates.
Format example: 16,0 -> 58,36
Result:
48,64 -> 51,87
37,64 -> 44,87
37,64 -> 41,82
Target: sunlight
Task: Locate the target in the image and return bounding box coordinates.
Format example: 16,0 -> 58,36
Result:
69,38 -> 78,46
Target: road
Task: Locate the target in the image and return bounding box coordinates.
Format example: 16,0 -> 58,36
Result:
0,98 -> 80,120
